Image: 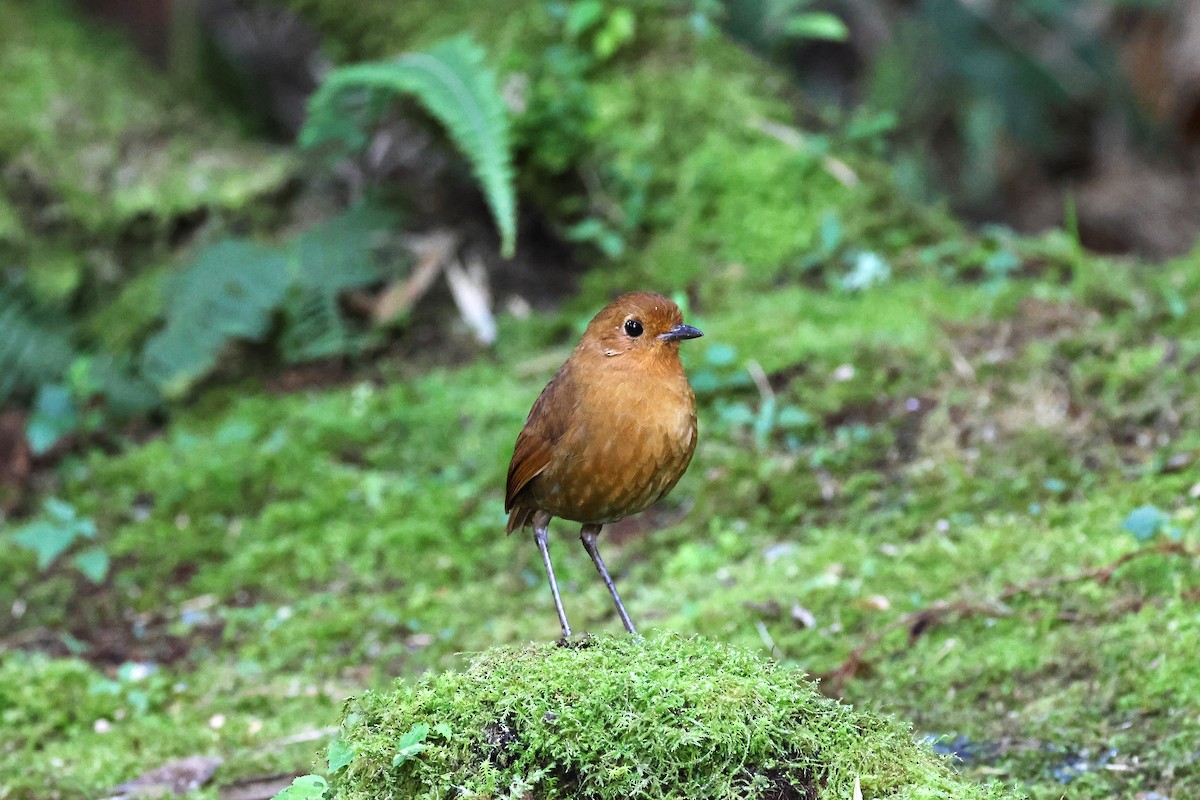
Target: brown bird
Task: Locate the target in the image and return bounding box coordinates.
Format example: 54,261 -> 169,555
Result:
506,291 -> 702,638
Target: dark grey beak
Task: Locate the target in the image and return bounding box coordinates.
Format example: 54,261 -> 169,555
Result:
659,323 -> 703,342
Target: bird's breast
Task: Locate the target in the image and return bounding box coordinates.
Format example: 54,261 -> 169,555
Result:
532,365 -> 698,524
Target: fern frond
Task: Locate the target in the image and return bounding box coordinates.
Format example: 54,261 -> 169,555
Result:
140,204 -> 398,395
0,290 -> 78,406
302,35 -> 517,258
141,240 -> 291,398
0,288 -> 158,414
278,202 -> 397,363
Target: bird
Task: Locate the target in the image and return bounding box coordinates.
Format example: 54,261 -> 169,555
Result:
505,291 -> 703,639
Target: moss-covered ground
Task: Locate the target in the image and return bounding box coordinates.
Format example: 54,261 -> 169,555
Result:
4,235 -> 1198,797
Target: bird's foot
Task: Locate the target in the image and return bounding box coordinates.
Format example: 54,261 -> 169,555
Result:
555,631 -> 596,650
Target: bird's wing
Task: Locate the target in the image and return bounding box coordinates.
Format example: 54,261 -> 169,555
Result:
505,367 -> 572,512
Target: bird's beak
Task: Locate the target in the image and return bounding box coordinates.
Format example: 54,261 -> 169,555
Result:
659,323 -> 704,342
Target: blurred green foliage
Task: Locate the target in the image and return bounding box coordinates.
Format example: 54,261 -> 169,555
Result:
865,0 -> 1165,207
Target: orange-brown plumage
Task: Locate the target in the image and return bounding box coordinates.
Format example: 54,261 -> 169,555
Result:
505,291 -> 702,638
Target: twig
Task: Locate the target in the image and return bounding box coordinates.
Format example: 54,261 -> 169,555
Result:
746,359 -> 775,404
370,230 -> 459,324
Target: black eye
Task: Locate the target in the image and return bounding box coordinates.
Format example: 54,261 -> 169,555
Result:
624,319 -> 643,338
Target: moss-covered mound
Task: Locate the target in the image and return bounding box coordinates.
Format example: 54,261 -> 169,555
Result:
330,634 -> 1012,799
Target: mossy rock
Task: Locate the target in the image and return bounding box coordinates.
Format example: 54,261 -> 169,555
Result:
329,634 -> 1012,799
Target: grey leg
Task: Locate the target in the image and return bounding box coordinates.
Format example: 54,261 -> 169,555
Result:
580,524 -> 638,635
533,513 -> 572,639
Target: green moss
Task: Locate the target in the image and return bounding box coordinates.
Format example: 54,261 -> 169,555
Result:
2,246 -> 1196,797
330,634 -> 1011,799
82,265 -> 170,353
0,651 -> 345,800
0,0 -> 293,314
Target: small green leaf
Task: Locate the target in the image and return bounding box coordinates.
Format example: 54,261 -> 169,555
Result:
704,343 -> 738,367
12,521 -> 76,570
271,774 -> 328,800
565,0 -> 605,38
594,7 -> 636,60
71,547 -> 109,583
26,384 -> 79,455
717,402 -> 756,427
1122,505 -> 1165,542
10,499 -> 98,572
784,12 -> 849,42
327,736 -> 356,773
392,723 -> 430,766
433,722 -> 453,739
818,212 -> 842,255
776,405 -> 814,430
44,497 -> 78,523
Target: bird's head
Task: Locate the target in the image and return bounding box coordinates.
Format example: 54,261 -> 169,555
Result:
582,291 -> 703,362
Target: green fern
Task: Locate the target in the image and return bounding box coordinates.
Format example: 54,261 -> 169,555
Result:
141,240 -> 291,398
280,203 -> 394,362
0,288 -> 158,416
140,204 -> 399,396
301,35 -> 517,258
0,290 -> 78,406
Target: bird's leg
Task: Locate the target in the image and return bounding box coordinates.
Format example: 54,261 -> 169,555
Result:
533,513 -> 572,639
580,524 -> 638,635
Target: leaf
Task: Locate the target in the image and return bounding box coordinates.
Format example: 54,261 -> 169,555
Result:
433,723 -> 453,739
327,737 -> 356,773
0,288 -> 78,407
392,723 -> 430,767
565,0 -> 606,38
784,12 -> 849,42
302,36 -> 517,257
594,8 -> 637,60
776,405 -> 814,430
71,546 -> 109,583
44,496 -> 80,524
1122,505 -> 1165,542
840,252 -> 891,291
11,521 -> 78,571
0,288 -> 160,418
704,343 -> 738,367
141,240 -> 291,398
271,774 -> 328,800
11,498 -> 97,571
279,204 -> 398,360
25,384 -> 79,455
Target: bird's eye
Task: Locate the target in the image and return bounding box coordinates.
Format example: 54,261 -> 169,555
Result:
624,319 -> 644,338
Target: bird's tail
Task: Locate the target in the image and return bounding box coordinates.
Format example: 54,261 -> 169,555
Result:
505,506 -> 535,534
